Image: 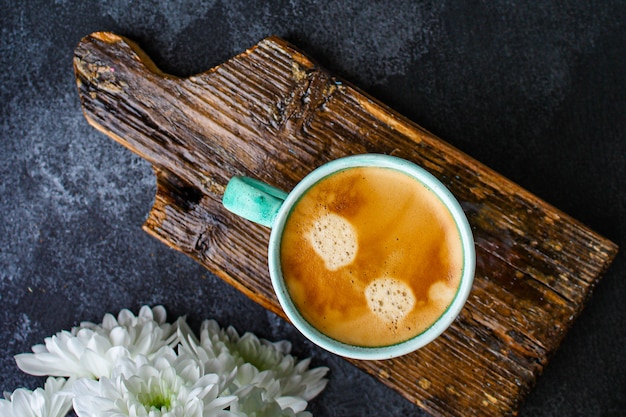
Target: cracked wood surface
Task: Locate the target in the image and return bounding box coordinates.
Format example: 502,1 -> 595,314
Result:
73,32 -> 618,417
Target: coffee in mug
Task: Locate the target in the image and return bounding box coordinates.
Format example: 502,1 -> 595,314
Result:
222,154 -> 474,359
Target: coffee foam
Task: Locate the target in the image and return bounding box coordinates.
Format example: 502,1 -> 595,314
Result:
428,280 -> 457,306
308,213 -> 358,270
365,276 -> 416,323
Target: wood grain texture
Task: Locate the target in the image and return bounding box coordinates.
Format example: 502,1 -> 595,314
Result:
73,32 -> 618,417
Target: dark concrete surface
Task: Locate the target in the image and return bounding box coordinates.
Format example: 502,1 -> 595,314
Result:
1,1 -> 624,416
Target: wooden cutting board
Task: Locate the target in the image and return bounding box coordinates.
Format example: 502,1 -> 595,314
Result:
73,32 -> 618,417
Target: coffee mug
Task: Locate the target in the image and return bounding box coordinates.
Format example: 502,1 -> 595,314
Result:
222,154 -> 475,360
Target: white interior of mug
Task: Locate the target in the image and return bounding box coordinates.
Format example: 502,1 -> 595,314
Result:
268,154 -> 475,360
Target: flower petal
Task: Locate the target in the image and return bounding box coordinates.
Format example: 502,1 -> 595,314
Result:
276,395 -> 308,413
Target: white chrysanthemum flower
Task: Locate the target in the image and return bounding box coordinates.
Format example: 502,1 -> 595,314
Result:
72,348 -> 238,417
0,377 -> 73,417
10,306 -> 329,416
15,306 -> 183,380
178,320 -> 328,414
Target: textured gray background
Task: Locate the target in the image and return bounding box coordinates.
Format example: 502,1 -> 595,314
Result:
1,1 -> 625,416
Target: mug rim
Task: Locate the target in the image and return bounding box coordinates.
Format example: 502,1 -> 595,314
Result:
268,154 -> 475,360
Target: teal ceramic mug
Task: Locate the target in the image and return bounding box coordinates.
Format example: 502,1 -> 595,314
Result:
222,154 -> 475,360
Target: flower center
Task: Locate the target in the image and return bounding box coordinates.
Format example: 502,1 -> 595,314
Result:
138,390 -> 172,411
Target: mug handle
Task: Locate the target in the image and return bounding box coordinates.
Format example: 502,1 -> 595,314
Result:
222,176 -> 289,228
